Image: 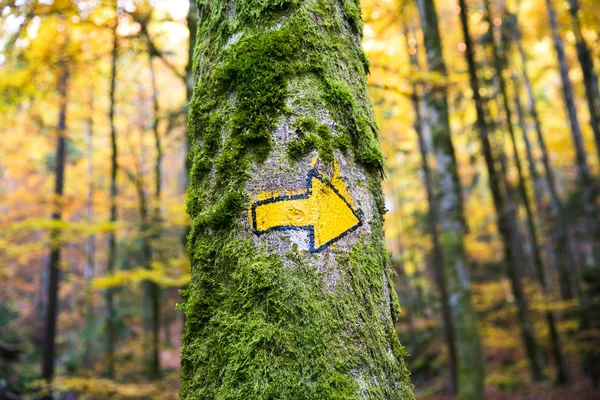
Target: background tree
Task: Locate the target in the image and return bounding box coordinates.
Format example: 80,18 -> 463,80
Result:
414,0 -> 484,398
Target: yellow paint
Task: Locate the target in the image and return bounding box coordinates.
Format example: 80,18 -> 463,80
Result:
249,159 -> 360,252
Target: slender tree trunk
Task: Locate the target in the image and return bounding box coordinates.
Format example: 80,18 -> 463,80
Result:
146,45 -> 162,382
181,1 -> 414,398
105,4 -> 119,379
134,171 -> 160,380
403,19 -> 457,395
511,75 -> 545,238
568,0 -> 600,162
545,0 -> 600,268
414,2 -> 484,397
147,52 -> 162,233
83,85 -> 96,368
458,0 -> 546,382
514,21 -> 577,300
42,53 -> 69,388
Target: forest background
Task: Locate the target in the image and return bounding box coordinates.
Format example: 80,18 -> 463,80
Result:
1,0 -> 600,399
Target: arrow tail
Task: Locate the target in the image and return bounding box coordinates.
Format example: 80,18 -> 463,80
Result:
252,194 -> 315,233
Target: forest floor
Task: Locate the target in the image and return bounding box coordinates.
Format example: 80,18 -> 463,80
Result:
419,376 -> 600,399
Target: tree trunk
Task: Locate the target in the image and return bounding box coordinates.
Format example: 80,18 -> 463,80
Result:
83,85 -> 96,368
403,19 -> 457,395
413,3 -> 485,397
545,0 -> 600,269
146,47 -> 162,382
458,0 -> 546,383
510,74 -> 545,245
105,5 -> 119,378
180,1 -> 414,398
42,52 -> 69,387
568,0 -> 600,162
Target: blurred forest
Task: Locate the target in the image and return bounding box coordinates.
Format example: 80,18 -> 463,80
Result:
1,0 -> 600,399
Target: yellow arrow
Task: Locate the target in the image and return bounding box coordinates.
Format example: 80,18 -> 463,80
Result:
249,169 -> 361,253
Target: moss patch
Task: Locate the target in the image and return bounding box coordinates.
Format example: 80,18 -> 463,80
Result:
181,233 -> 412,399
286,117 -> 351,163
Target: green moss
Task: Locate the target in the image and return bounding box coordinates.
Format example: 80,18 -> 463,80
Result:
183,0 -> 412,398
342,0 -> 363,33
286,117 -> 350,163
181,232 -> 412,399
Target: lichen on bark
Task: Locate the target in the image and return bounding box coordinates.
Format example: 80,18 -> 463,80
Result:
180,0 -> 414,398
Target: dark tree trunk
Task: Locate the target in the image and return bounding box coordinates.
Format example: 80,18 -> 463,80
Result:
105,5 -> 119,378
458,0 -> 546,383
42,54 -> 69,386
137,176 -> 161,380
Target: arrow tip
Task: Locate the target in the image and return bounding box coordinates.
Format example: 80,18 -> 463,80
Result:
311,176 -> 361,252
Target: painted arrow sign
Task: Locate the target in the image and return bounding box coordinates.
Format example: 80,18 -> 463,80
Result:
249,167 -> 361,253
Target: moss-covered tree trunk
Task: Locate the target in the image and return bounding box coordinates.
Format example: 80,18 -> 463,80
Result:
180,1 -> 414,398
415,1 -> 484,398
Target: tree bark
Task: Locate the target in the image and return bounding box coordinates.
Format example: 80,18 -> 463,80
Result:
105,4 -> 119,378
458,0 -> 546,383
181,1 -> 414,398
413,3 -> 484,397
42,50 -> 69,387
